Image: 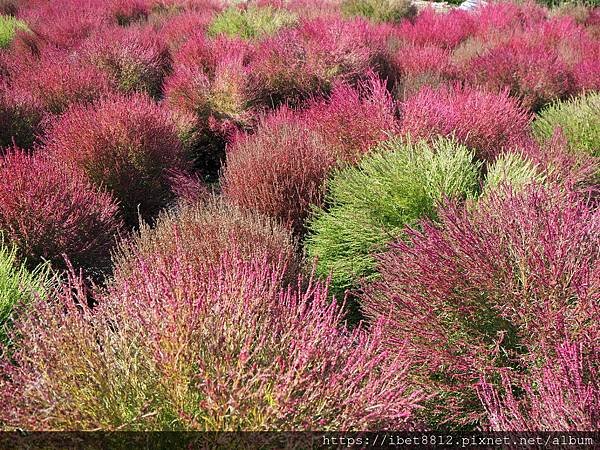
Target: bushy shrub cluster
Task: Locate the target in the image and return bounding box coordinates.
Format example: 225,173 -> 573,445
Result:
361,185 -> 599,427
0,149 -> 123,273
0,14 -> 28,48
341,0 -> 416,23
42,94 -> 188,226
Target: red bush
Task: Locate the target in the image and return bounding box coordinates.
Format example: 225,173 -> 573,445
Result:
395,8 -> 476,50
222,107 -> 335,234
247,16 -> 393,108
43,94 -> 188,225
108,0 -> 149,26
6,47 -> 113,117
392,44 -> 456,100
361,185 -> 599,427
302,74 -> 399,164
0,148 -> 123,272
463,39 -> 575,111
82,26 -> 171,98
0,87 -> 43,149
400,84 -> 533,162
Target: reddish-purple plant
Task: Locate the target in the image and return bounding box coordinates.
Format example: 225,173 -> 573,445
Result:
43,94 -> 188,225
463,39 -> 575,111
0,87 -> 43,149
472,1 -> 547,37
400,84 -> 533,162
6,47 -> 114,117
302,74 -> 398,164
478,340 -> 600,431
0,250 -> 423,430
396,8 -> 476,50
108,0 -> 150,26
82,26 -> 171,98
361,184 -> 599,427
247,16 -> 392,108
0,148 -> 123,272
222,106 -> 334,234
392,44 -> 456,100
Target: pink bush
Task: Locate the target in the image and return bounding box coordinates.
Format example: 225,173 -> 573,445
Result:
472,1 -> 547,37
0,148 -> 123,271
361,184 -> 599,426
396,8 -> 476,50
400,84 -> 533,162
247,16 -> 392,108
479,340 -> 600,431
43,94 -> 188,225
302,75 -> 398,163
0,251 -> 422,430
108,0 -> 150,26
6,47 -> 113,117
0,87 -> 43,149
463,39 -> 575,111
392,44 -> 456,99
82,26 -> 171,98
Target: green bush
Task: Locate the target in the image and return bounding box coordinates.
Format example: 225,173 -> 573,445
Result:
533,91 -> 600,157
306,137 -> 480,297
341,0 -> 416,23
0,243 -> 50,346
0,14 -> 28,48
208,6 -> 297,40
483,152 -> 544,195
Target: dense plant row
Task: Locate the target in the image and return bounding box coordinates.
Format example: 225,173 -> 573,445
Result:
0,0 -> 598,432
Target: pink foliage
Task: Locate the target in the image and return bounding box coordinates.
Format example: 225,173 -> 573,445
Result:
361,184 -> 599,426
0,251 -> 423,430
43,94 -> 188,225
396,8 -> 476,50
464,39 -> 575,111
400,84 -> 533,162
0,148 -> 123,271
82,26 -> 171,98
479,340 -> 600,431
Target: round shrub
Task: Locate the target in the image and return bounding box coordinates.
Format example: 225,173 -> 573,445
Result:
0,243 -> 50,347
0,252 -> 423,430
533,91 -> 600,157
341,0 -> 416,23
83,26 -> 171,99
400,84 -> 533,162
112,199 -> 300,288
360,184 -> 599,427
108,0 -> 149,26
0,14 -> 28,49
43,94 -> 188,226
0,149 -> 123,273
208,5 -> 297,40
0,88 -> 43,150
306,137 -> 480,297
222,107 -> 335,234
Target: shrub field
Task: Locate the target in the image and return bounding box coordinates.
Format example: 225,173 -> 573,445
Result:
0,0 -> 598,437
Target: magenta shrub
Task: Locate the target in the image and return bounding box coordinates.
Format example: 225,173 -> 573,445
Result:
82,26 -> 171,98
400,84 -> 533,162
108,0 -> 150,26
0,251 -> 423,430
0,88 -> 43,149
0,148 -> 123,272
43,94 -> 188,225
222,107 -> 334,234
479,340 -> 600,431
361,184 -> 599,427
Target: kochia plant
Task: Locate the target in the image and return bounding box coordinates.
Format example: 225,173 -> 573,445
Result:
0,251 -> 423,430
0,149 -> 123,273
306,137 -> 480,297
533,91 -> 600,157
43,94 -> 188,225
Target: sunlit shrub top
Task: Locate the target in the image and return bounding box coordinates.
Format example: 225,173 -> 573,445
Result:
208,6 -> 297,40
